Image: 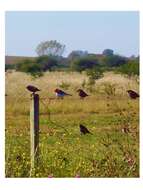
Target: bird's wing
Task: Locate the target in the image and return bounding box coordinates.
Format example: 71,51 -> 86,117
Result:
58,89 -> 66,94
82,91 -> 88,96
58,89 -> 72,95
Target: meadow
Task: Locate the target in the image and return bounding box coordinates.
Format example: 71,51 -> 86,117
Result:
5,71 -> 139,177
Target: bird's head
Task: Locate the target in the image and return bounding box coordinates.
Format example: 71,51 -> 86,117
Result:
127,90 -> 131,93
26,85 -> 30,89
55,89 -> 59,93
77,89 -> 82,92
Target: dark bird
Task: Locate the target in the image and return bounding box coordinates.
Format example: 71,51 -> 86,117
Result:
55,88 -> 72,99
121,127 -> 130,134
26,85 -> 40,94
79,124 -> 92,135
127,90 -> 139,99
77,89 -> 89,99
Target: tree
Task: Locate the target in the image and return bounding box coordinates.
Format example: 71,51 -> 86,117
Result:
68,50 -> 88,61
36,55 -> 58,71
118,59 -> 139,76
36,40 -> 65,57
102,49 -> 114,56
71,57 -> 99,72
16,59 -> 43,77
102,55 -> 127,67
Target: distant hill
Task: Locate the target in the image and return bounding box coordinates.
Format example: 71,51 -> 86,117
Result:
5,56 -> 36,65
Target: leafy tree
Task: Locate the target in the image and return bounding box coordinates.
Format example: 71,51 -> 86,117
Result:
36,40 -> 65,57
71,57 -> 99,72
16,59 -> 43,77
103,55 -> 127,67
102,49 -> 114,56
68,50 -> 88,61
36,55 -> 58,71
118,59 -> 139,76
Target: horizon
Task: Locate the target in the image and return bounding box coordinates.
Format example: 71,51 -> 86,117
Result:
5,11 -> 139,57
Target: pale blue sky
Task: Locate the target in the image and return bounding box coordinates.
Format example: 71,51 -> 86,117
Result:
5,11 -> 139,57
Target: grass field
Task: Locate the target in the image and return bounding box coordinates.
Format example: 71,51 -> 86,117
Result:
5,71 -> 139,177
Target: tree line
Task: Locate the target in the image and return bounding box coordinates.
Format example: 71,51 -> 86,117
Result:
5,40 -> 139,78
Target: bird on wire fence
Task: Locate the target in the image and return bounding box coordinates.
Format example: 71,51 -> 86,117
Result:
127,90 -> 139,99
77,89 -> 89,99
54,88 -> 72,99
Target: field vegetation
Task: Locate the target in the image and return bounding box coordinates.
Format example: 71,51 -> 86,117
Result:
5,71 -> 139,177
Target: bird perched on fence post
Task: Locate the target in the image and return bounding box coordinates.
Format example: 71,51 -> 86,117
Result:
79,124 -> 92,135
127,90 -> 139,99
26,85 -> 40,95
77,89 -> 89,99
54,88 -> 72,99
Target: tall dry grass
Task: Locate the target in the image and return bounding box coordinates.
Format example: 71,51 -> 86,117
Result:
5,71 -> 139,97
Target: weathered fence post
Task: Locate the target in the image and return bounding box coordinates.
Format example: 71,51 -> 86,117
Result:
30,93 -> 39,174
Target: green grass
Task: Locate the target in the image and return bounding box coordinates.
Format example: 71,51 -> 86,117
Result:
5,71 -> 139,177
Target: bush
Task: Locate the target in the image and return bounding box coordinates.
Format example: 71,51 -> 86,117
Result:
118,59 -> 139,76
36,55 -> 58,71
5,64 -> 16,71
71,57 -> 99,72
86,67 -> 104,80
103,55 -> 127,67
16,59 -> 43,77
15,56 -> 59,77
85,67 -> 104,93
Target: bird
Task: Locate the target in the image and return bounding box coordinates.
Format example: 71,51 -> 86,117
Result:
127,90 -> 139,99
121,127 -> 130,134
26,85 -> 40,94
79,124 -> 92,135
54,88 -> 72,99
77,89 -> 89,99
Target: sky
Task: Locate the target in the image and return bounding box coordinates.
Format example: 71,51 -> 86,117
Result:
5,11 -> 139,57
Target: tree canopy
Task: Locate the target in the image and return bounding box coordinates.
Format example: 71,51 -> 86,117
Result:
36,40 -> 65,57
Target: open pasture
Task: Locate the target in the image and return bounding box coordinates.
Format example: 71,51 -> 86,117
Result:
5,71 -> 139,177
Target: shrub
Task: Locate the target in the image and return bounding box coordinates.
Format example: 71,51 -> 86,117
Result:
5,64 -> 16,71
118,59 -> 139,77
16,59 -> 43,77
71,57 -> 99,72
36,55 -> 58,71
85,67 -> 104,93
86,67 -> 104,80
102,55 -> 127,67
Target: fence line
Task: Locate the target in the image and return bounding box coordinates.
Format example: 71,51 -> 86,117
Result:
29,93 -> 73,174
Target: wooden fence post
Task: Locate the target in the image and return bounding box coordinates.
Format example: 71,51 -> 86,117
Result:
30,93 -> 39,174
